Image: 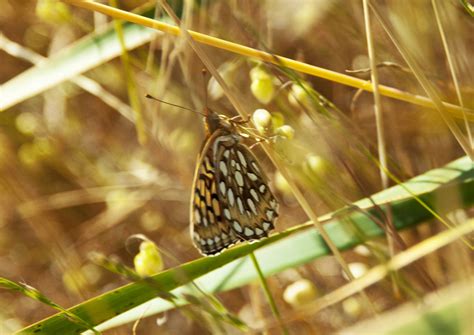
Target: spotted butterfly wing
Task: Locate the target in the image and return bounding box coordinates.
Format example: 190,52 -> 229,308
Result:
190,110 -> 279,256
190,129 -> 240,255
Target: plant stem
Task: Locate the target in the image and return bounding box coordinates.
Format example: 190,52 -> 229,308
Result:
250,252 -> 289,335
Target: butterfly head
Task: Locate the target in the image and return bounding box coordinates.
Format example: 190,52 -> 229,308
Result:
204,107 -> 233,135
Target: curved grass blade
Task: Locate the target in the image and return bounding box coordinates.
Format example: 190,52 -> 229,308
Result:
16,156 -> 473,334
0,3 -> 185,111
0,278 -> 99,334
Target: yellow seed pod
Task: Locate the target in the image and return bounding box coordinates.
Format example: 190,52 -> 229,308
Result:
342,262 -> 368,280
288,82 -> 312,107
283,279 -> 318,308
134,241 -> 163,277
36,0 -> 71,25
15,112 -> 39,135
249,65 -> 275,104
303,154 -> 330,179
208,60 -> 240,100
274,171 -> 292,195
342,297 -> 362,318
252,108 -> 273,134
271,112 -> 285,129
275,125 -> 295,140
249,66 -> 272,81
18,143 -> 38,167
250,78 -> 275,104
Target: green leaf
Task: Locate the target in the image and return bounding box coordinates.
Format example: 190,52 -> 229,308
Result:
16,156 -> 473,334
340,281 -> 473,335
0,3 -> 186,111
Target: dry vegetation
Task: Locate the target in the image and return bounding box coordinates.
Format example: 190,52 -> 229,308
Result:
0,0 -> 473,334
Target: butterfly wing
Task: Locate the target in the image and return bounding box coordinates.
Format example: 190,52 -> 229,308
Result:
214,135 -> 279,241
190,130 -> 239,255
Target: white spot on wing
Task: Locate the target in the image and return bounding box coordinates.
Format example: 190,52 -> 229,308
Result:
207,238 -> 214,245
248,173 -> 258,181
223,150 -> 230,158
250,188 -> 259,201
228,189 -> 235,206
237,151 -> 247,167
251,161 -> 260,173
194,209 -> 201,223
244,227 -> 254,237
233,221 -> 243,233
235,171 -> 244,187
237,197 -> 244,214
262,221 -> 272,231
270,199 -> 278,209
224,208 -> 231,220
255,227 -> 264,235
219,161 -> 228,176
266,209 -> 274,220
219,181 -> 226,195
247,198 -> 257,215
259,184 -> 266,194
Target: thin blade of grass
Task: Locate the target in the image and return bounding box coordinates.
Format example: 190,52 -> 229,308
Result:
0,8 -> 159,111
15,155 -> 473,334
59,0 -> 474,120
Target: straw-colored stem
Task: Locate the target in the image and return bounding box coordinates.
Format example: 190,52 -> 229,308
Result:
157,0 -> 379,317
109,0 -> 147,144
362,0 -> 399,297
432,0 -> 473,150
62,0 -> 473,120
267,219 -> 474,328
368,2 -> 473,159
250,252 -> 289,335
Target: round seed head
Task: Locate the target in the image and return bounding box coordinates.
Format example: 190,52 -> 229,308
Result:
275,125 -> 295,140
252,108 -> 273,134
283,279 -> 318,308
134,241 -> 163,277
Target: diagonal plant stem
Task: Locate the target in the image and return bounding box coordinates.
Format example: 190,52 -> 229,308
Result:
362,0 -> 399,296
431,0 -> 473,150
250,252 -> 289,335
109,0 -> 147,144
61,0 -> 473,119
157,0 -> 378,318
0,33 -> 135,122
262,218 -> 474,329
368,2 -> 473,159
155,1 -> 291,329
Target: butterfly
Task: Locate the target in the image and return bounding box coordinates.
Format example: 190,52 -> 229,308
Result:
190,108 -> 279,256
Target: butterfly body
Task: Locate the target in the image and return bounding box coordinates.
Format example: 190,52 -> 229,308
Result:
190,108 -> 279,255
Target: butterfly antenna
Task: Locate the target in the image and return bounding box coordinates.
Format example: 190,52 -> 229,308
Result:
145,94 -> 206,117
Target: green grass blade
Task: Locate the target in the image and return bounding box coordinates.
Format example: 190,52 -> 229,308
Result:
16,156 -> 473,334
339,280 -> 473,335
0,2 -> 189,112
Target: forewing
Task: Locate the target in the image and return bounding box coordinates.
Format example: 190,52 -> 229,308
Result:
190,131 -> 239,255
215,140 -> 279,241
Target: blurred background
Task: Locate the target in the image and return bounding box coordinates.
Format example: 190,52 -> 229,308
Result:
0,0 -> 473,333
